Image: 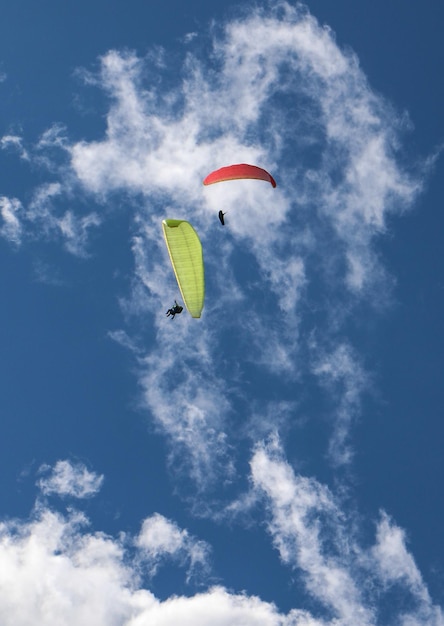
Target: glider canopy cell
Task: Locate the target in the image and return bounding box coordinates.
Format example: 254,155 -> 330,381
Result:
162,219 -> 205,319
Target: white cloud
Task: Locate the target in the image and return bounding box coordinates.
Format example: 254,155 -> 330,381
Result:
64,1 -> 419,308
59,0 -> 424,493
0,134 -> 29,160
36,123 -> 69,152
249,438 -> 444,626
25,182 -> 101,256
138,340 -> 235,490
371,512 -> 444,625
126,589 -> 305,626
250,437 -> 371,625
2,451 -> 443,626
135,513 -> 210,581
0,196 -> 23,244
0,180 -> 100,256
37,460 -> 104,499
311,342 -> 368,466
0,7 -> 437,623
1,1 -> 423,312
0,501 -> 301,626
57,210 -> 101,256
2,1 -> 419,319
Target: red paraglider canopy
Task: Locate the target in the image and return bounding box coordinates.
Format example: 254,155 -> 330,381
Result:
203,163 -> 277,188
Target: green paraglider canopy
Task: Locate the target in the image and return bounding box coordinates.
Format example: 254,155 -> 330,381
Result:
162,219 -> 205,319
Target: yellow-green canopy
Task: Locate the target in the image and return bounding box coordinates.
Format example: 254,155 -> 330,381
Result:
162,219 -> 205,318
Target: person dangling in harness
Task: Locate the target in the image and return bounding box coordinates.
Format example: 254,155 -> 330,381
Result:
166,300 -> 184,319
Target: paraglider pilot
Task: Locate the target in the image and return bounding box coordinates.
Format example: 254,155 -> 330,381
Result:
166,300 -> 183,319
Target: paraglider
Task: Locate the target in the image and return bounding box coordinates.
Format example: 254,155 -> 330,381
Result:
203,163 -> 277,188
166,301 -> 183,319
162,219 -> 205,319
204,164 -> 276,224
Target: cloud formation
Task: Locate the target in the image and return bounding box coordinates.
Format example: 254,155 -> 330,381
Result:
0,183 -> 100,255
250,438 -> 443,625
58,1 -> 419,490
136,513 -> 211,582
37,460 -> 104,499
0,134 -> 29,160
0,483 -> 296,626
311,342 -> 368,466
0,196 -> 23,244
0,2 -> 438,625
0,453 -> 442,626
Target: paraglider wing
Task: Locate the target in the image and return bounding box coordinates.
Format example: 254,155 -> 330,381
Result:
162,219 -> 205,319
203,163 -> 277,188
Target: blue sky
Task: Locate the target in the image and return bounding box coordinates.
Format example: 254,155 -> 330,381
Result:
0,1 -> 443,624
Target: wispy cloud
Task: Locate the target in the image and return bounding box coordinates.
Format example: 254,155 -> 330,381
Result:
0,181 -> 100,256
27,182 -> 101,256
250,436 -> 372,625
136,513 -> 211,582
0,3 -> 438,622
311,342 -> 368,466
250,437 -> 443,625
0,0 -> 426,502
0,196 -> 23,244
137,336 -> 235,492
37,460 -> 104,499
0,134 -> 29,160
60,1 -> 424,491
0,493 -> 298,626
2,454 -> 442,626
32,258 -> 66,286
